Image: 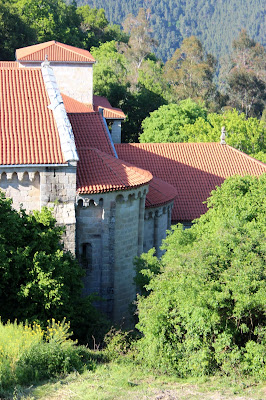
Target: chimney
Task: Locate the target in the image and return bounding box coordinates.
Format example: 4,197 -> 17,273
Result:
220,126 -> 226,145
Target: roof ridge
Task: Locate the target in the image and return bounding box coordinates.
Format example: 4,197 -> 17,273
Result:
226,145 -> 266,166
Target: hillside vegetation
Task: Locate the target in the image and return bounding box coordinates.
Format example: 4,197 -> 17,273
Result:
78,0 -> 265,62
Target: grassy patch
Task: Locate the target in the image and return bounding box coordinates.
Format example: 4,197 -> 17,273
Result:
14,358 -> 266,400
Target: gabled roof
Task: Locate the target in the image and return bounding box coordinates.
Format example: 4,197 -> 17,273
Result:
0,68 -> 65,165
61,93 -> 125,120
77,148 -> 152,194
93,95 -> 126,120
115,143 -> 266,221
16,41 -> 95,63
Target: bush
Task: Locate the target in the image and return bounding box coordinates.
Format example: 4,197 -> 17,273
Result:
136,175 -> 266,378
134,248 -> 162,296
0,192 -> 107,342
0,319 -> 94,391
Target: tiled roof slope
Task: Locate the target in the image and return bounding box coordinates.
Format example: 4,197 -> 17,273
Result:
62,93 -> 125,119
77,148 -> 152,194
0,62 -> 18,68
16,41 -> 95,63
62,93 -> 93,113
93,95 -> 126,119
115,143 -> 266,221
146,177 -> 177,208
0,68 -> 65,165
68,112 -> 116,157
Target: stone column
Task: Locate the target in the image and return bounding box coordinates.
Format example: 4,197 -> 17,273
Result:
137,195 -> 146,255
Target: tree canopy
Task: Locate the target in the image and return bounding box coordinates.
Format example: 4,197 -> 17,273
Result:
180,109 -> 266,161
136,174 -> 266,378
0,192 -> 105,341
81,0 -> 265,63
139,100 -> 207,143
164,36 -> 217,106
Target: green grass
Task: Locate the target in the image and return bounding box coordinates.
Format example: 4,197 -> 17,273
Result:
9,358 -> 266,400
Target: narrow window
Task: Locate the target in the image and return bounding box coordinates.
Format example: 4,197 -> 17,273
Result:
81,243 -> 92,270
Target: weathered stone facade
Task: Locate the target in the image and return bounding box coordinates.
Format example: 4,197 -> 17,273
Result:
19,61 -> 94,105
76,186 -> 148,322
0,163 -> 77,254
144,203 -> 173,257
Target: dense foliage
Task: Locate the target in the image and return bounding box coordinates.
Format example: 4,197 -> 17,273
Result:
0,0 -> 126,60
139,100 -> 207,143
140,105 -> 266,161
0,319 -> 95,391
79,0 -> 265,63
136,174 -> 266,377
0,192 -> 105,342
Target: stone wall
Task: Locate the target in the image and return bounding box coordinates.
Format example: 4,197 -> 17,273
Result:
0,169 -> 40,212
0,162 -> 77,254
144,202 -> 173,257
19,62 -> 93,105
76,185 -> 148,322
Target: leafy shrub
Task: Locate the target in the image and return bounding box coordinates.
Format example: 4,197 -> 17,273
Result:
0,192 -> 108,342
134,248 -> 162,296
0,319 -> 94,391
136,175 -> 266,378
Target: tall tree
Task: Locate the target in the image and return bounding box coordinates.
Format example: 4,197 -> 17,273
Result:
122,8 -> 157,73
77,5 -> 128,49
223,30 -> 266,118
15,0 -> 83,46
0,0 -> 35,60
164,36 -> 217,107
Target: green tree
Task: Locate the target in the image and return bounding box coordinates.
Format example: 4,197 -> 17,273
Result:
164,36 -> 217,107
179,109 -> 265,160
122,8 -> 157,71
91,42 -> 167,143
139,99 -> 207,143
15,0 -> 82,46
0,192 -> 103,341
223,30 -> 266,118
77,5 -> 128,49
137,174 -> 266,378
0,0 -> 35,60
90,41 -> 129,107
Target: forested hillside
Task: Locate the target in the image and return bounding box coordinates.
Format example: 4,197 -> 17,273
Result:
78,0 -> 265,62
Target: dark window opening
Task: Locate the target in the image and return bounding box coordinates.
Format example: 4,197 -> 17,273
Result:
81,243 -> 92,270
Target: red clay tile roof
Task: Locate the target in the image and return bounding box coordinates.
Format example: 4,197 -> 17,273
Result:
62,93 -> 93,113
93,95 -> 125,119
77,148 -> 152,194
68,112 -> 116,157
146,176 -> 177,208
0,68 -> 65,165
115,143 -> 266,221
62,93 -> 125,120
16,41 -> 95,63
0,62 -> 18,68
